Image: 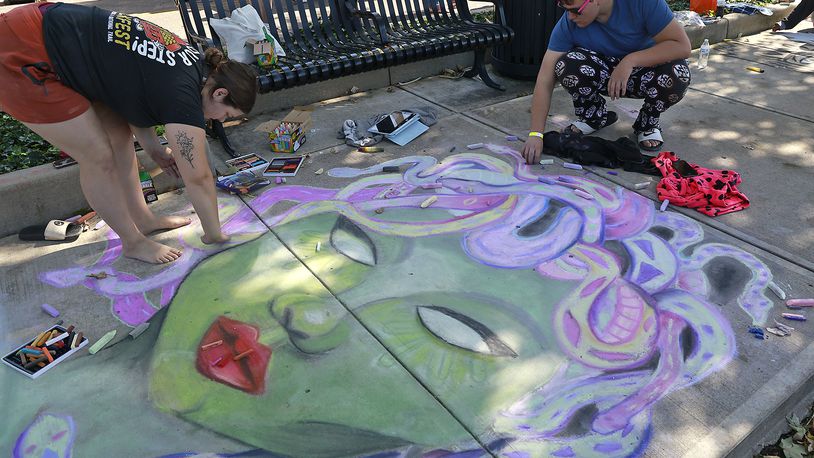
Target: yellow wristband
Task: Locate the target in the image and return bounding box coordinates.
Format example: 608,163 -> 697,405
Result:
529,131 -> 544,139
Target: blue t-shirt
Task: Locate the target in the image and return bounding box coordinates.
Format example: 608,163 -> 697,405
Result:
547,0 -> 674,59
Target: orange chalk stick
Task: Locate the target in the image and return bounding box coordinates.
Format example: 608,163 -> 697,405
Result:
232,349 -> 254,361
41,347 -> 54,363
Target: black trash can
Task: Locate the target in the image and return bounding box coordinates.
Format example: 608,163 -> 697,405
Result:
492,0 -> 564,80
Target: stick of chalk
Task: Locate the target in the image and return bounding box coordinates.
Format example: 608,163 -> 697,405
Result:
659,199 -> 670,212
506,135 -> 519,142
466,143 -> 484,150
281,178 -> 286,183
538,176 -> 557,185
420,183 -> 442,189
558,176 -> 579,184
88,330 -> 117,355
634,182 -> 650,190
44,332 -> 69,347
573,189 -> 594,200
782,313 -> 806,321
420,196 -> 438,208
275,177 -> 283,184
787,299 -> 814,307
94,220 -> 107,230
539,159 -> 554,165
768,282 -> 787,300
41,304 -> 60,318
606,171 -> 619,175
562,162 -> 583,170
129,322 -> 150,339
65,214 -> 82,223
315,242 -> 322,252
314,168 -> 324,175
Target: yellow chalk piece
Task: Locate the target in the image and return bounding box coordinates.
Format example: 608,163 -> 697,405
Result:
88,330 -> 117,355
420,196 -> 438,208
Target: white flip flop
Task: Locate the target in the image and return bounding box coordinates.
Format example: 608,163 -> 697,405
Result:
637,128 -> 664,152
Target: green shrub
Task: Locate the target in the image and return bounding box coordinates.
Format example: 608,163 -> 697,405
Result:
0,112 -> 60,174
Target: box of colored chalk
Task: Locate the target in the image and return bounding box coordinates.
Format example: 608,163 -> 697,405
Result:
2,325 -> 88,379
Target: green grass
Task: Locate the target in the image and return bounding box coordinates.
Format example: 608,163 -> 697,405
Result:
0,113 -> 61,175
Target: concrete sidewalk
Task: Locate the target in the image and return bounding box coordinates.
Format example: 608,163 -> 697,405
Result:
1,5 -> 814,458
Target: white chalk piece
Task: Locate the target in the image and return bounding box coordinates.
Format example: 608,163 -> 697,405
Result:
44,332 -> 70,347
634,182 -> 650,190
129,323 -> 150,339
88,330 -> 117,355
539,159 -> 554,165
94,220 -> 107,230
659,199 -> 670,212
768,282 -> 787,300
314,168 -> 324,175
573,189 -> 594,200
466,143 -> 484,150
315,242 -> 322,252
562,162 -> 583,170
420,196 -> 438,208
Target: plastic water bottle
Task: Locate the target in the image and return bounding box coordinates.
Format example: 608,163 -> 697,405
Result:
698,39 -> 710,70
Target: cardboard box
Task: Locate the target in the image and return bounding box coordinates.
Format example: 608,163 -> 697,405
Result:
245,38 -> 278,68
255,107 -> 313,153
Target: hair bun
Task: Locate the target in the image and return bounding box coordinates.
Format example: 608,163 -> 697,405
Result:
204,47 -> 226,71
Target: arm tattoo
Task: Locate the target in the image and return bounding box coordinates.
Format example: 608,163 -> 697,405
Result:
175,131 -> 195,168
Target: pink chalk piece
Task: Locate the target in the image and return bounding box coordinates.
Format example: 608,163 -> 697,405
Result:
782,313 -> 806,321
64,215 -> 82,223
573,189 -> 594,200
275,177 -> 283,184
420,183 -> 442,189
787,299 -> 814,307
40,304 -> 60,318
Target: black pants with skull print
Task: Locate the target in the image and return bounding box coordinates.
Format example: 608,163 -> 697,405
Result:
554,47 -> 691,133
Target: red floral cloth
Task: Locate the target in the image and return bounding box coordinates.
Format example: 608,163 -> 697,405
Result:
652,152 -> 749,216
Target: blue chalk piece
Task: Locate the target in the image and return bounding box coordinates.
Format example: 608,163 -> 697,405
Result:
41,304 -> 60,318
606,171 -> 619,175
557,176 -> 579,184
562,162 -> 583,170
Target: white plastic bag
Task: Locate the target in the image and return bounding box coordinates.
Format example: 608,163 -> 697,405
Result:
674,11 -> 706,28
209,5 -> 285,64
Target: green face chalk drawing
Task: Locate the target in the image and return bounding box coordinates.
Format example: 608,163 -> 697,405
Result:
37,147 -> 780,456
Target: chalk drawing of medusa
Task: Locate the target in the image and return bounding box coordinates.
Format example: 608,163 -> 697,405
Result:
41,146 -> 777,457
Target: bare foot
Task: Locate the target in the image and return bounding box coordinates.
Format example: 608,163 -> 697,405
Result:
123,238 -> 182,264
201,232 -> 231,244
136,215 -> 192,235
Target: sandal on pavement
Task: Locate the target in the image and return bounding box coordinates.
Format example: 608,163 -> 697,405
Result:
637,128 -> 664,152
563,111 -> 618,135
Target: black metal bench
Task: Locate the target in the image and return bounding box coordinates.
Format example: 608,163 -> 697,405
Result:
175,0 -> 513,156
